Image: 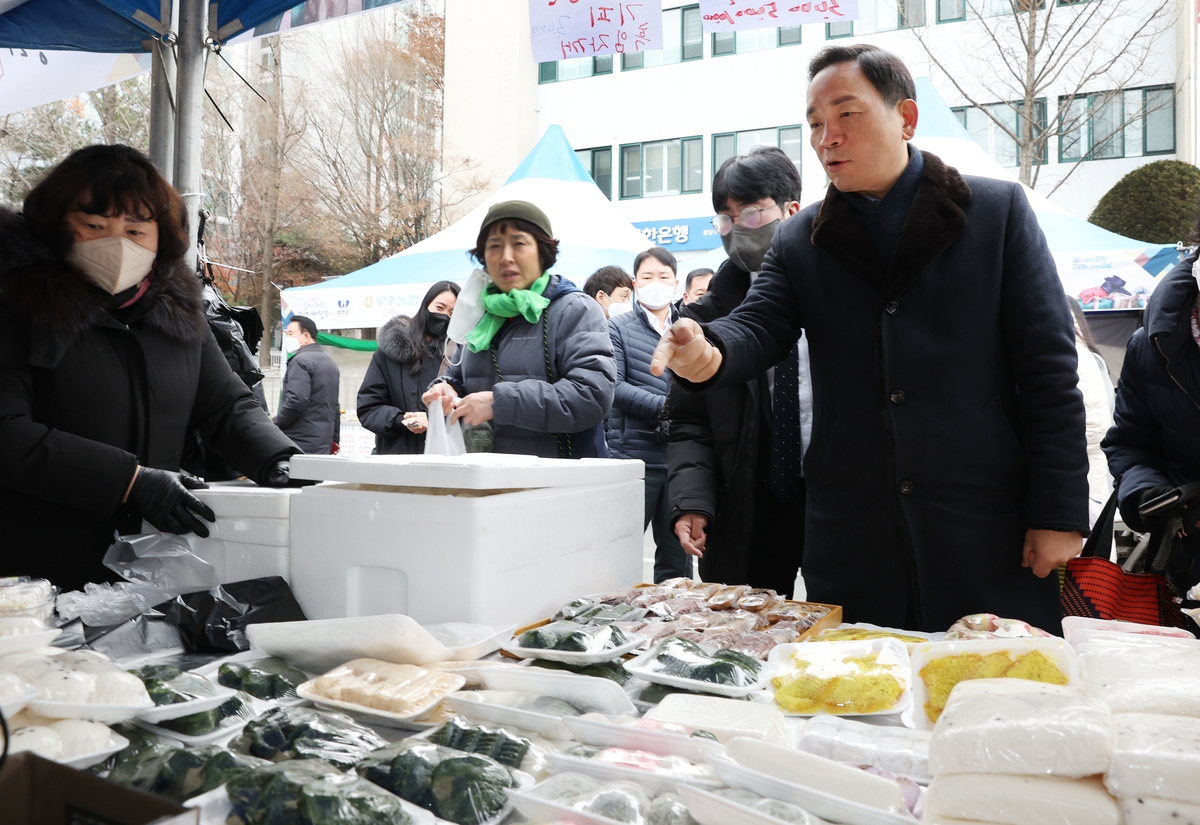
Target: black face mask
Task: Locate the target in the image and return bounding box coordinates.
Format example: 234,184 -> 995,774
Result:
425,312 -> 450,338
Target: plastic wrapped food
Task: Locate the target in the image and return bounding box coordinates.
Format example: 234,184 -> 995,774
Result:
631,587 -> 676,609
0,670 -> 31,704
735,588 -> 782,612
706,585 -> 750,611
713,788 -> 822,824
928,679 -> 1112,778
308,658 -> 464,716
0,616 -> 49,637
131,664 -> 222,706
230,706 -> 388,770
529,657 -> 631,685
770,639 -> 909,715
9,725 -> 62,758
1105,713 -> 1200,803
647,792 -> 698,825
641,638 -> 763,687
356,739 -> 516,825
0,577 -> 55,623
596,587 -> 644,606
812,626 -> 927,644
727,608 -> 772,631
646,599 -> 708,621
428,716 -> 533,770
1122,796 -> 1200,825
48,718 -> 112,759
574,604 -> 649,625
646,694 -> 789,745
1079,637 -> 1200,716
106,741 -> 269,803
155,692 -> 257,738
764,603 -> 831,627
227,759 -> 413,825
14,652 -> 152,708
700,630 -> 779,660
945,613 -> 1053,640
578,781 -> 653,822
637,682 -> 732,705
796,714 -> 932,783
563,743 -> 720,785
925,774 -> 1120,825
218,657 -> 307,701
555,598 -> 598,621
518,622 -> 631,653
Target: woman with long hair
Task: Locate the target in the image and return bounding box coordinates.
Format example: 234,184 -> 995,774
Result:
357,280 -> 459,454
0,144 -> 299,591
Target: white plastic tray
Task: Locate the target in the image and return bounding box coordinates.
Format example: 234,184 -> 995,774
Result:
482,665 -> 637,715
680,783 -> 826,825
191,651 -> 310,708
908,637 -> 1081,730
709,754 -> 914,825
562,715 -> 725,763
1061,616 -> 1195,645
296,671 -> 465,727
503,633 -> 645,665
507,786 -> 633,825
544,750 -> 721,794
60,729 -> 130,769
623,647 -> 777,699
246,614 -> 452,674
425,623 -> 516,662
443,693 -> 573,741
0,683 -> 36,718
29,698 -> 154,724
134,694 -> 266,747
0,628 -> 61,657
767,638 -> 912,717
137,684 -> 238,723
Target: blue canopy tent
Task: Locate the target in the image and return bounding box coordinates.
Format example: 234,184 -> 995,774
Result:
281,125 -> 652,332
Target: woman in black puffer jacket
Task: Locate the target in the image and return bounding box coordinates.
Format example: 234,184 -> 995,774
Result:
356,281 -> 459,454
0,145 -> 299,591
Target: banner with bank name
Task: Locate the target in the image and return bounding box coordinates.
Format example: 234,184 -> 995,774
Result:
698,0 -> 859,30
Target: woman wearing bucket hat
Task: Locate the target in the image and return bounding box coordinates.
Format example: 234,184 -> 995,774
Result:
421,200 -> 616,458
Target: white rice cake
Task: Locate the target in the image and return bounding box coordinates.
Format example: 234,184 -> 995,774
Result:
1105,713 -> 1200,803
1079,639 -> 1200,716
1122,796 -> 1200,825
310,658 -> 464,714
928,679 -> 1112,778
796,714 -> 931,782
925,774 -> 1119,825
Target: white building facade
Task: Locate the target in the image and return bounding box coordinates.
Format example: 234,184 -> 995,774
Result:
444,0 -> 1196,257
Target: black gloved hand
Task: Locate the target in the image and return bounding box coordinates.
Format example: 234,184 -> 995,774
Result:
1135,485 -> 1176,531
262,459 -> 317,488
127,466 -> 216,537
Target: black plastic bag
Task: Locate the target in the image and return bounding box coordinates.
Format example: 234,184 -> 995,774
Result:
157,576 -> 306,653
202,282 -> 265,388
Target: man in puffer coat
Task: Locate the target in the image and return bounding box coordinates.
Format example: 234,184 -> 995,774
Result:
1103,250 -> 1200,589
607,247 -> 688,582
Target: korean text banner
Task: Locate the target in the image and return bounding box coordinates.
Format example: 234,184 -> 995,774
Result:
699,0 -> 859,30
529,1 -> 663,63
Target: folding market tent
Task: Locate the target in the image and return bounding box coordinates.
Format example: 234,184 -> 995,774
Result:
280,125 -> 653,331
688,78 -> 1181,310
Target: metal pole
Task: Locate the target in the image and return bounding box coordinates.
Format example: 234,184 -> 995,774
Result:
174,0 -> 208,273
148,1 -> 179,179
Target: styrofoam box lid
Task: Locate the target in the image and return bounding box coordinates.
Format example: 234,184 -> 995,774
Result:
290,454 -> 645,490
193,483 -> 300,519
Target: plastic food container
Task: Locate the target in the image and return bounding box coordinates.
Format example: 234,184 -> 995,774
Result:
28,699 -> 154,725
624,641 -> 776,699
60,728 -> 130,769
503,629 -> 645,665
297,660 -> 466,728
768,638 -> 912,717
1061,616 -> 1196,645
481,664 -> 637,716
287,454 -> 645,626
443,691 -> 575,741
562,715 -> 725,764
909,637 -> 1081,730
137,684 -> 238,724
425,623 -> 516,662
680,783 -> 826,825
246,614 -> 453,674
0,628 -> 61,658
191,650 -> 310,709
644,693 -> 790,745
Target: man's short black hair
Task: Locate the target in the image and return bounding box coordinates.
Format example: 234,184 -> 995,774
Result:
712,145 -> 803,214
685,268 -> 715,291
807,44 -> 916,108
584,265 -> 633,298
633,246 -> 678,276
290,315 -> 319,341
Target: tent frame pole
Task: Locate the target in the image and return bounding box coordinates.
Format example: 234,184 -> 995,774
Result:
174,0 -> 208,273
148,1 -> 179,179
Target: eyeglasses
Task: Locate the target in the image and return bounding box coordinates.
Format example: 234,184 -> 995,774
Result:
711,202 -> 783,236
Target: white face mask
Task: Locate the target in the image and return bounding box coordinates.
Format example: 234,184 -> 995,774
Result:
68,236 -> 156,295
607,300 -> 633,317
283,335 -> 302,355
637,281 -> 676,310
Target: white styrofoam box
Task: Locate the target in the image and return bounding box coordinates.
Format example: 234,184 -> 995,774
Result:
192,483 -> 300,520
289,453 -> 644,490
288,472 -> 645,626
202,516 -> 289,546
181,535 -> 290,584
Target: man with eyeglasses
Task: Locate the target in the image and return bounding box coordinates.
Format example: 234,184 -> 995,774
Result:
666,145 -> 813,598
653,45 -> 1087,634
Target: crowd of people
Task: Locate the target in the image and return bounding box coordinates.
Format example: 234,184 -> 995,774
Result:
2,44 -> 1198,633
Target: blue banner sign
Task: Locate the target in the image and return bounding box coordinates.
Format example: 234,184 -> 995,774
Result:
632,217 -> 723,251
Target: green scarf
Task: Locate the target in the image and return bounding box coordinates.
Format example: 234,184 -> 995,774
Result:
465,272 -> 552,353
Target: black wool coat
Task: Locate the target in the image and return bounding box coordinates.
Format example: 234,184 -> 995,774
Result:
1103,252 -> 1200,535
681,151 -> 1089,633
356,315 -> 447,455
274,342 -> 340,455
0,209 -> 298,591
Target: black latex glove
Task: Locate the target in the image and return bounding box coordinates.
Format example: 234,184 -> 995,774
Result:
127,466 -> 216,537
262,459 -> 317,488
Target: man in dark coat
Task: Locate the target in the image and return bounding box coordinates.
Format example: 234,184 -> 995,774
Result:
1103,251 -> 1200,589
275,315 -> 341,454
652,44 -> 1088,632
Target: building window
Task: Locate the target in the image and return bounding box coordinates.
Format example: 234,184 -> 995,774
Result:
537,55 -> 612,84
712,126 -> 804,179
1058,88 -> 1173,162
898,0 -> 926,27
953,99 -> 1048,168
624,5 -> 702,70
827,21 -> 854,37
937,0 -> 965,22
620,137 -> 703,199
576,147 -> 613,199
778,25 -> 802,45
712,24 -> 796,55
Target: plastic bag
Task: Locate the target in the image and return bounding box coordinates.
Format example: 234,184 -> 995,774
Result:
425,400 -> 467,456
226,759 -> 413,825
158,576 -> 307,654
0,577 -> 56,626
446,269 -> 489,349
925,774 -> 1120,825
1078,636 -> 1200,715
1104,712 -> 1200,803
516,622 -> 630,654
796,714 -> 932,783
927,679 -> 1112,778
229,706 -> 388,770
